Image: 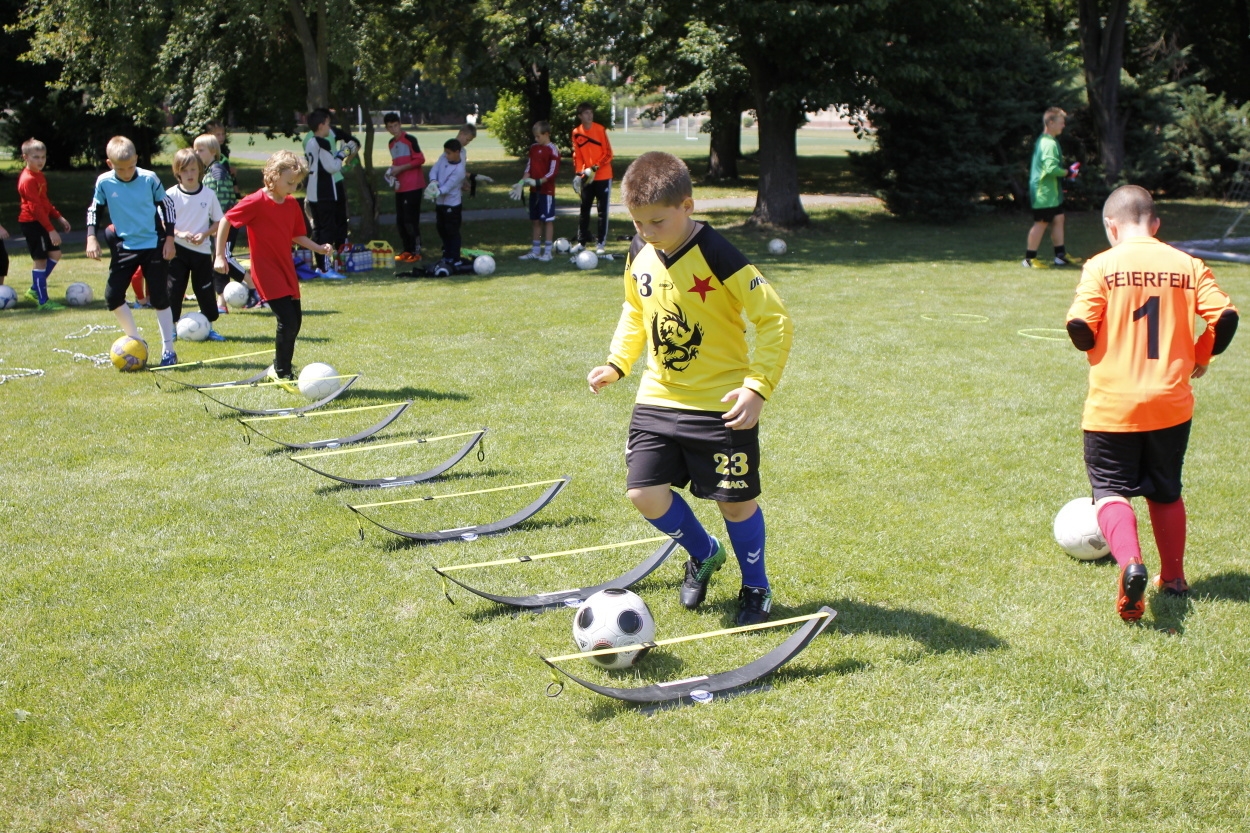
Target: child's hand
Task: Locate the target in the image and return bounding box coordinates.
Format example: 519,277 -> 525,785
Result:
587,365 -> 621,393
319,243 -> 334,255
189,231 -> 207,246
59,217 -> 72,233
1192,363 -> 1208,379
86,236 -> 101,260
213,255 -> 229,274
163,236 -> 176,261
721,387 -> 764,429
49,229 -> 61,247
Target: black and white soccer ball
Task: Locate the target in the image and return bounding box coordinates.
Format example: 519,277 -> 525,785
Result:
432,261 -> 452,277
554,237 -> 571,253
222,280 -> 249,309
298,362 -> 339,400
0,285 -> 17,310
572,588 -> 656,669
176,312 -> 211,342
768,238 -> 787,255
1053,497 -> 1110,560
473,255 -> 495,275
65,282 -> 94,306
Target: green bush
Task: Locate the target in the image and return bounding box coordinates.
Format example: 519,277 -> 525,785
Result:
484,81 -> 612,157
1160,86 -> 1250,198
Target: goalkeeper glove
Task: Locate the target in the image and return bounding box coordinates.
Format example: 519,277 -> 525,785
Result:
509,180 -> 524,201
426,180 -> 441,201
475,175 -> 494,184
384,167 -> 398,189
1066,162 -> 1081,182
572,174 -> 584,196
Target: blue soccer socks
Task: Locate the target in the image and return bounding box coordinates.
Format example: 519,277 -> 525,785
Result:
646,490 -> 716,563
31,268 -> 48,305
725,506 -> 768,589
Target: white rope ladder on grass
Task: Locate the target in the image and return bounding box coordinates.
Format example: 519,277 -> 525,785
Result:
54,323 -> 131,369
0,359 -> 46,384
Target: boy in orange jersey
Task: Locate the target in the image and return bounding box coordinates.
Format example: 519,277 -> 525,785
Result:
570,102 -> 613,256
1066,185 -> 1238,622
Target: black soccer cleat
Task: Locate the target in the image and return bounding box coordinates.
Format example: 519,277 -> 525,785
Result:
736,585 -> 774,626
678,539 -> 727,610
1117,563 -> 1149,622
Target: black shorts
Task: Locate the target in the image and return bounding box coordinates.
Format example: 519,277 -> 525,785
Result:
625,404 -> 761,502
21,221 -> 59,260
1084,421 -> 1191,504
1032,204 -> 1064,223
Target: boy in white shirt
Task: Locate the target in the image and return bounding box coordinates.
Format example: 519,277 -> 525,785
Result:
166,148 -> 226,339
427,138 -> 466,269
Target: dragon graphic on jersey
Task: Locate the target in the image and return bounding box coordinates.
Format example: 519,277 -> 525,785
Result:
650,302 -> 703,371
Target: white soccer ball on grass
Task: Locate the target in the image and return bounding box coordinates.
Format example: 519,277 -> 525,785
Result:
298,362 -> 340,401
473,255 -> 496,275
768,238 -> 787,255
575,250 -> 599,270
65,282 -> 94,306
176,312 -> 211,342
554,238 -> 571,253
222,281 -> 249,309
572,588 -> 656,670
0,285 -> 17,310
1053,497 -> 1111,561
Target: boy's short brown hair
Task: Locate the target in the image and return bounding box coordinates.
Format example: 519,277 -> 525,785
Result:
106,136 -> 137,162
533,120 -> 551,136
21,138 -> 46,156
263,149 -> 308,189
458,122 -> 478,138
1102,184 -> 1156,225
193,134 -> 221,156
576,102 -> 595,115
622,151 -> 692,210
1043,107 -> 1067,126
172,147 -> 204,178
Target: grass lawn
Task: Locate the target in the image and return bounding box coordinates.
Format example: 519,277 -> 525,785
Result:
2,191 -> 1250,830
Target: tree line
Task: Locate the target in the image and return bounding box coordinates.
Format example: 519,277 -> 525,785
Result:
4,0 -> 1249,229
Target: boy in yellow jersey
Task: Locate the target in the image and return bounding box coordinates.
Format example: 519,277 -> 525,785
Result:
588,152 -> 793,625
1066,185 -> 1238,621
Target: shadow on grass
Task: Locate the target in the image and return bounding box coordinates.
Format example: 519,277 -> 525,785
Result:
344,385 -> 471,403
1148,570 -> 1250,634
370,498 -> 581,553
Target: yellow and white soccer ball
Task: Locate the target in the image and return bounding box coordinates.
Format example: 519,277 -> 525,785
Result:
110,335 -> 148,372
176,312 -> 211,342
298,362 -> 339,400
222,280 -> 249,309
768,238 -> 787,255
65,282 -> 94,306
572,588 -> 656,669
1054,497 -> 1111,560
473,255 -> 496,275
574,250 -> 599,270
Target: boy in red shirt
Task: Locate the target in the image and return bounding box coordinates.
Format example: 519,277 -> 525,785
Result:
1066,185 -> 1239,621
213,150 -> 332,384
518,120 -> 560,262
571,103 -> 613,256
17,138 -> 72,310
383,112 -> 426,263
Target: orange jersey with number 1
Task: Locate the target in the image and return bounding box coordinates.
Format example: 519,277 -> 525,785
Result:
1067,236 -> 1236,432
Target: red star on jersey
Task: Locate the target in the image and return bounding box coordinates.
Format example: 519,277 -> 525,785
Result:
688,274 -> 716,301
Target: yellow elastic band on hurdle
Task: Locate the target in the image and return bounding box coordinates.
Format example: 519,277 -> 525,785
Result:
543,610 -> 833,663
437,536 -> 668,574
293,430 -> 480,460
242,401 -> 408,424
208,373 -> 357,391
148,349 -> 274,370
349,478 -> 565,510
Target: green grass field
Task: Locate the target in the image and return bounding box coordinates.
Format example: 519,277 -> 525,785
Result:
3,185 -> 1250,830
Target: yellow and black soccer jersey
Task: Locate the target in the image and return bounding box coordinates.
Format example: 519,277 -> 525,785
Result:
606,223 -> 792,412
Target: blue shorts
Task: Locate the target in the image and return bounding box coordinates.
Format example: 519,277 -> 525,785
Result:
529,191 -> 556,222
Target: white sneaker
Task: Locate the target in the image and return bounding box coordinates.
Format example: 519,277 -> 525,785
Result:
519,251 -> 540,260
570,243 -> 585,254
596,245 -> 606,256
538,253 -> 552,262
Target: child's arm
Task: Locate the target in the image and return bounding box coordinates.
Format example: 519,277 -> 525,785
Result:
295,235 -> 334,256
0,223 -> 8,240
20,174 -> 65,246
85,194 -> 104,260
1192,263 -> 1239,374
212,215 -> 233,273
592,270 -> 646,393
721,267 -> 793,428
1065,264 -> 1107,352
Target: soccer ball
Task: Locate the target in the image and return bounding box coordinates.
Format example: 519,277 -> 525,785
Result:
473,255 -> 496,275
554,237 -> 571,253
298,362 -> 340,400
222,280 -> 249,309
768,238 -> 787,255
572,588 -> 656,670
1054,497 -> 1111,561
0,285 -> 16,310
432,261 -> 452,278
110,335 -> 148,372
65,282 -> 94,306
575,250 -> 599,270
176,312 -> 211,342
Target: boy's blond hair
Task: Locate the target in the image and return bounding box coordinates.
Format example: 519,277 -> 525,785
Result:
263,149 -> 308,189
106,136 -> 137,162
533,120 -> 551,136
172,147 -> 204,178
1102,184 -> 1156,225
621,151 -> 692,210
193,134 -> 221,157
1043,107 -> 1067,127
21,138 -> 47,156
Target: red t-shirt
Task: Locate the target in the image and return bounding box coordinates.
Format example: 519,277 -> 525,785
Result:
224,190 -> 308,301
524,142 -> 560,196
18,168 -> 63,230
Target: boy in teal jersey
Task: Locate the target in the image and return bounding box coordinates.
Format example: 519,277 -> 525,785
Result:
587,152 -> 793,625
1024,107 -> 1078,268
85,135 -> 180,366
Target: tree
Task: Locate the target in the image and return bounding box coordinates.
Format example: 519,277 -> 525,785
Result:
1078,0 -> 1129,185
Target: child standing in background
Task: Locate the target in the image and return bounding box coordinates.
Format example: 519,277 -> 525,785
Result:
427,138 -> 467,270
18,138 -> 72,310
517,120 -> 560,262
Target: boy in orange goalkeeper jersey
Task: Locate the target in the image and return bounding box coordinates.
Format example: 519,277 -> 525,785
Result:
1066,185 -> 1238,622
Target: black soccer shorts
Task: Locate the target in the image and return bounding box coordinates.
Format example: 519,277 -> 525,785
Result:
1084,420 -> 1191,504
625,404 -> 761,502
1032,204 -> 1064,223
20,221 -> 59,261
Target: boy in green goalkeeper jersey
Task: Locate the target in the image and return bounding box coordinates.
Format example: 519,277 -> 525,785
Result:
1024,107 -> 1079,268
